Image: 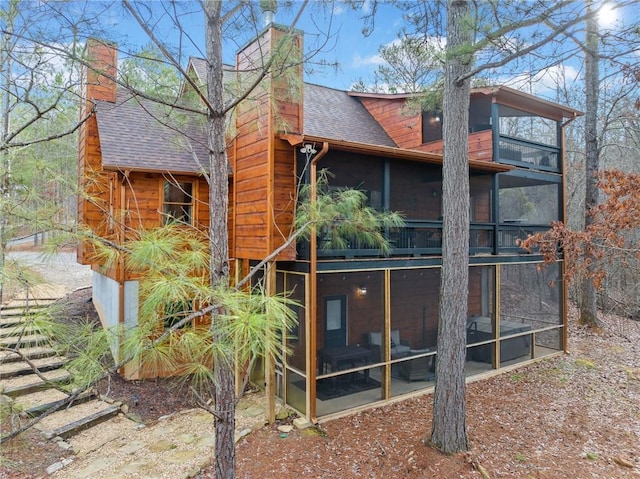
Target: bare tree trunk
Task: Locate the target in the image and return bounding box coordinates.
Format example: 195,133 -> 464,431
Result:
204,2 -> 235,478
580,0 -> 600,328
430,0 -> 471,454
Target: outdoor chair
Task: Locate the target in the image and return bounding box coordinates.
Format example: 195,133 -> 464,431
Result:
367,330 -> 411,362
398,349 -> 436,381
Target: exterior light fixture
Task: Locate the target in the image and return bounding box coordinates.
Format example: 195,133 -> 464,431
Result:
300,144 -> 317,155
357,285 -> 367,296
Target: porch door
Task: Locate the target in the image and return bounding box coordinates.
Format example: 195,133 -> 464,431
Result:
324,295 -> 347,348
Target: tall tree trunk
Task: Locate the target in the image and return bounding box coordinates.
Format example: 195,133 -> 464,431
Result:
430,0 -> 471,454
204,1 -> 235,478
580,0 -> 600,328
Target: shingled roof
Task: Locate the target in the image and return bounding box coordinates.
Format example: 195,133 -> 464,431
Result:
95,77 -> 396,173
95,91 -> 209,175
303,83 -> 396,147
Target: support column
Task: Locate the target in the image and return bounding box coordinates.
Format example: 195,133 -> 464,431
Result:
265,261 -> 276,423
383,269 -> 391,399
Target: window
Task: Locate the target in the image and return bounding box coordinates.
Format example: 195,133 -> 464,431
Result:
422,110 -> 443,143
163,181 -> 193,224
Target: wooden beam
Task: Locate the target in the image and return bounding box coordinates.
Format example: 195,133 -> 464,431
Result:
264,261 -> 277,423
383,269 -> 391,399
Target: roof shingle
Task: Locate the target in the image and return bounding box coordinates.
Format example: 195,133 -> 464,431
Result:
96,92 -> 210,174
303,83 -> 396,147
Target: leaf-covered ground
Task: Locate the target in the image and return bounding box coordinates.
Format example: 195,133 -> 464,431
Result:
1,293 -> 638,478
224,305 -> 640,479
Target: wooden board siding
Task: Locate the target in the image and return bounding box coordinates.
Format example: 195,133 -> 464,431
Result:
77,113 -> 119,266
271,140 -> 297,261
233,26 -> 303,262
78,40 -> 118,266
358,97 -> 422,149
417,130 -> 493,162
234,27 -> 271,260
123,174 -> 161,231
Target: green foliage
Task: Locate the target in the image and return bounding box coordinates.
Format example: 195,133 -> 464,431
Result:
295,170 -> 405,254
81,224 -> 297,393
0,258 -> 44,294
56,319 -> 115,388
120,44 -> 182,100
374,35 -> 444,94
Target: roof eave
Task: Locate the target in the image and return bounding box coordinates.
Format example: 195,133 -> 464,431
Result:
472,85 -> 584,119
280,134 -> 513,173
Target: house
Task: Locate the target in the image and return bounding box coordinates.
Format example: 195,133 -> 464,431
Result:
77,25 -> 581,422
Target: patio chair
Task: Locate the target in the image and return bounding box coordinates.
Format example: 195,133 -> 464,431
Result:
367,330 -> 411,362
398,349 -> 435,381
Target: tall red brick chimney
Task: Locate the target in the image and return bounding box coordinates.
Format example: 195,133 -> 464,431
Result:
84,38 -> 117,103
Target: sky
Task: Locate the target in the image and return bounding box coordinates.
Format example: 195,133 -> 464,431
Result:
97,1 -> 404,91
61,0 -> 636,99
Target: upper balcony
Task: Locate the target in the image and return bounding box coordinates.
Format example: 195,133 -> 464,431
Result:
302,91 -> 567,262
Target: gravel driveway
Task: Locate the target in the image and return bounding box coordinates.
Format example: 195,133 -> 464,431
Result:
7,251 -> 92,294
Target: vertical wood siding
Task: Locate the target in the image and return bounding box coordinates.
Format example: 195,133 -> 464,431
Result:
417,130 -> 493,162
359,97 -> 422,149
233,27 -> 301,262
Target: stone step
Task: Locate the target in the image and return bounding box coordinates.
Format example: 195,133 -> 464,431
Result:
37,399 -> 122,440
0,368 -> 73,397
9,284 -> 64,301
21,390 -> 96,418
2,299 -> 57,310
0,324 -> 40,338
0,308 -> 32,318
0,345 -> 57,364
0,333 -> 49,349
0,315 -> 29,327
15,388 -> 74,414
0,356 -> 68,379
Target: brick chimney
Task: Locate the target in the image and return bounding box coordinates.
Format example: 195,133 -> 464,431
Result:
232,25 -> 303,262
77,38 -> 118,265
84,38 -> 117,103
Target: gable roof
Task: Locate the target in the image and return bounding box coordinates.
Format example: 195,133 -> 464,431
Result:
95,91 -> 210,175
186,57 -> 237,93
189,57 -> 208,87
349,85 -> 583,121
304,83 -> 396,147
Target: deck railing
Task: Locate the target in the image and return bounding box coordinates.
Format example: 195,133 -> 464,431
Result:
314,221 -> 549,259
497,136 -> 561,172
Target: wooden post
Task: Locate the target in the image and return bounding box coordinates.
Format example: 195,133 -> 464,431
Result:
264,261 -> 276,423
383,269 -> 391,399
494,265 -> 501,369
234,259 -> 244,398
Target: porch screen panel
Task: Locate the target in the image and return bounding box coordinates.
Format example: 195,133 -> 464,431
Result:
498,173 -> 560,250
389,268 -> 440,397
390,268 -> 440,353
466,265 -> 496,374
499,262 -> 562,365
497,105 -> 559,148
285,273 -> 306,373
321,153 -> 384,210
279,272 -> 307,415
315,271 -> 383,416
389,162 -> 442,220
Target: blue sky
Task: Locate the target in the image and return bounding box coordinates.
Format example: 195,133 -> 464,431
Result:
75,0 -> 636,97
95,1 -> 404,91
